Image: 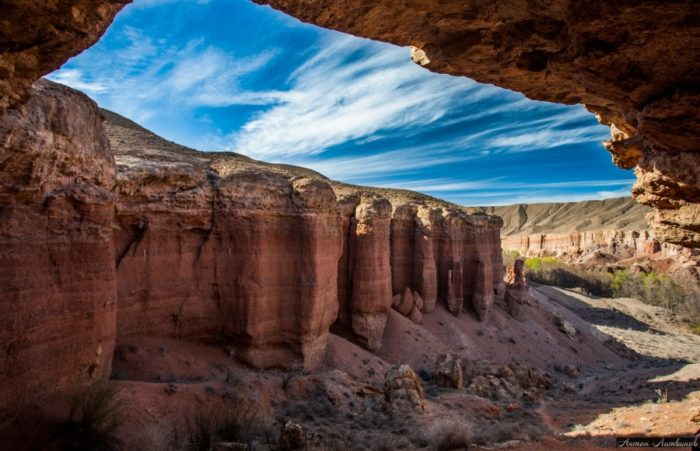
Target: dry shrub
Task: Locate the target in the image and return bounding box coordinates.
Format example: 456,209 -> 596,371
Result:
48,382 -> 125,451
425,419 -> 473,450
175,398 -> 273,451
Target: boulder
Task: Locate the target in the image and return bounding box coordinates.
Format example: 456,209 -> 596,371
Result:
434,354 -> 464,389
384,364 -> 425,412
554,315 -> 578,339
278,421 -> 305,451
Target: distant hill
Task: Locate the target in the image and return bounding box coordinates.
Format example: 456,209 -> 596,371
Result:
470,197 -> 650,235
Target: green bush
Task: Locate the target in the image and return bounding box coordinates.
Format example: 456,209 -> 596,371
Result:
525,259 -> 612,297
526,260 -> 699,328
524,257 -> 558,272
690,323 -> 700,336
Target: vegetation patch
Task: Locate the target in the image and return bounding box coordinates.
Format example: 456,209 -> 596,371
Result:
507,252 -> 700,332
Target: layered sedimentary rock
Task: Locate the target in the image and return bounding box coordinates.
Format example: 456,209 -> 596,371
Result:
492,197 -> 695,260
493,198 -> 700,286
480,197 -> 696,260
347,196 -> 392,350
385,202 -> 503,320
258,0 -> 700,247
0,79 -> 504,407
107,110 -> 344,369
502,229 -> 666,259
0,80 -> 116,408
107,108 -> 504,362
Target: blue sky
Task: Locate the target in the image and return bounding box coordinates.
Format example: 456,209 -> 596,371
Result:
48,0 -> 636,206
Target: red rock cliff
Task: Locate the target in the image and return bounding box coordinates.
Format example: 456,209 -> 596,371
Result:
106,101 -> 505,366
0,80 -> 117,408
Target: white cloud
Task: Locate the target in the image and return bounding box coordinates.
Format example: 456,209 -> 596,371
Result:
49,69 -> 108,93
229,35 -> 479,159
470,189 -> 633,206
375,178 -> 636,193
49,27 -> 278,125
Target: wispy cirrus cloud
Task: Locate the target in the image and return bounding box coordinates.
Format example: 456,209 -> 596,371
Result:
49,69 -> 108,93
229,36 -> 481,159
370,178 -> 636,193
49,26 -> 278,124
460,188 -> 634,206
47,0 -> 629,207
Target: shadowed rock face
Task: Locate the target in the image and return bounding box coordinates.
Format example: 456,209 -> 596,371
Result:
0,80 -> 117,408
256,0 -> 700,247
0,0 -> 129,111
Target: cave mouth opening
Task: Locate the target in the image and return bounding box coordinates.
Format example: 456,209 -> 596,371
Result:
1,2 -> 700,448
45,0 -> 633,210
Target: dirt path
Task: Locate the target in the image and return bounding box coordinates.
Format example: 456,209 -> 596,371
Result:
532,285 -> 700,442
534,285 -> 700,363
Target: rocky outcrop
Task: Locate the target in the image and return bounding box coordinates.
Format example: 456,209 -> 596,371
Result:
384,364 -> 425,412
0,0 -> 129,112
502,228 -> 699,264
391,287 -> 424,325
485,197 -> 699,263
0,82 -> 494,413
347,196 -> 393,351
109,111 -> 344,369
258,0 -> 700,247
0,77 -> 503,410
504,259 -> 532,319
107,108 -> 504,364
464,360 -> 552,403
434,353 -> 464,390
0,80 -> 116,409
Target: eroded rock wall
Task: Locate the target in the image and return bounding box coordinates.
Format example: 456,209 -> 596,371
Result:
106,106 -> 504,363
501,229 -> 687,260
386,205 -> 503,321
111,127 -> 345,369
0,80 -> 117,408
0,80 -> 504,408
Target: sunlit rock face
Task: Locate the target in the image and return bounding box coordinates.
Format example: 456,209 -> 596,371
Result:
259,0 -> 700,247
0,80 -> 117,409
106,107 -> 504,363
0,79 -> 504,409
107,110 -> 345,370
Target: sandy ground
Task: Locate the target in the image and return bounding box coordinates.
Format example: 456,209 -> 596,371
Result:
529,286 -> 700,449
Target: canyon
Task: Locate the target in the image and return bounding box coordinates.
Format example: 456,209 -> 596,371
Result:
0,79 -> 504,411
0,0 -> 699,448
477,198 -> 700,283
